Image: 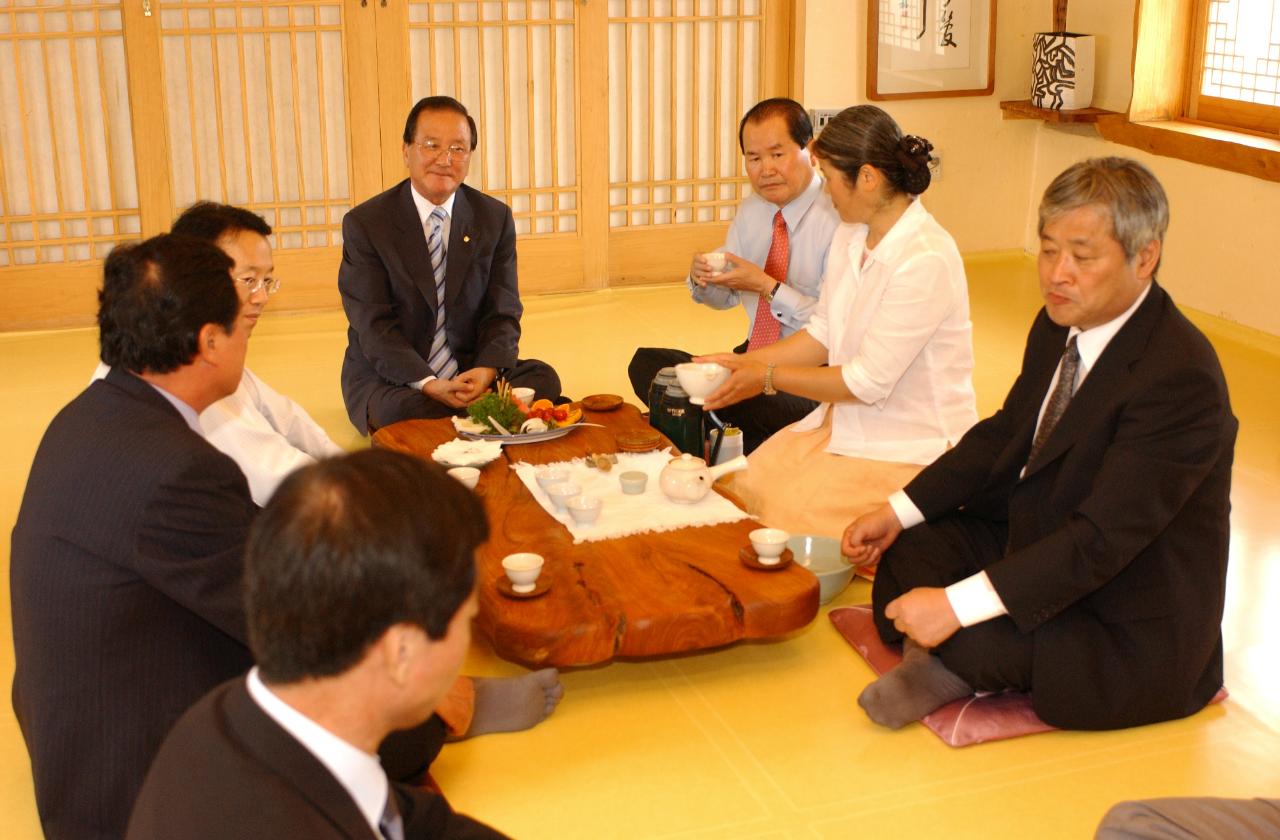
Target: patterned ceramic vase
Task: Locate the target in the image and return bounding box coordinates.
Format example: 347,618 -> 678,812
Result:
1031,32 -> 1096,110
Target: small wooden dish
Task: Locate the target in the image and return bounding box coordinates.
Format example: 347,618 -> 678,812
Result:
739,546 -> 794,572
582,393 -> 624,411
617,430 -> 663,452
497,576 -> 552,599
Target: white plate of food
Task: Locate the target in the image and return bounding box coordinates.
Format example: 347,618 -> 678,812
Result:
453,385 -> 587,444
431,438 -> 505,468
454,416 -> 586,444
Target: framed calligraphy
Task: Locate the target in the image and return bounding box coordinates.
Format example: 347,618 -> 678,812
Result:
868,0 -> 997,100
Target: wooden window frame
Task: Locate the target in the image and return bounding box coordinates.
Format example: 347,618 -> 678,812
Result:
1183,0 -> 1280,137
1095,0 -> 1280,184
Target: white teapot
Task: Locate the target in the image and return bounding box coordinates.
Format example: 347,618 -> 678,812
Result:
658,453 -> 749,504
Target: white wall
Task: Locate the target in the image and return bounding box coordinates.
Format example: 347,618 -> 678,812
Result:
801,0 -> 1280,336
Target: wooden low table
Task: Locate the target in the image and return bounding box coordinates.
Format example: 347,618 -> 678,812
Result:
373,404 -> 820,667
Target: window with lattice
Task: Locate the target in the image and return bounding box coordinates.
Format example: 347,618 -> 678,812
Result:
1188,0 -> 1280,135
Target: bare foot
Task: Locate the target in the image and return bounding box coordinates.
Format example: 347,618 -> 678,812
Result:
462,668 -> 565,738
857,645 -> 972,730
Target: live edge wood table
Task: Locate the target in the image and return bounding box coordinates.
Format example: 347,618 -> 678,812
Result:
373,404 -> 819,667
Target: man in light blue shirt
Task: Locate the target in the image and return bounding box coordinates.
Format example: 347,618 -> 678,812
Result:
628,98 -> 840,452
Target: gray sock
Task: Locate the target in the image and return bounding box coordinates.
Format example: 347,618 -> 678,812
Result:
857,644 -> 973,730
462,668 -> 565,738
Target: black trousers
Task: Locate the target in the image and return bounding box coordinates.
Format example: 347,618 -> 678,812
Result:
379,715 -> 448,785
366,358 -> 562,430
627,345 -> 817,455
872,512 -> 1034,693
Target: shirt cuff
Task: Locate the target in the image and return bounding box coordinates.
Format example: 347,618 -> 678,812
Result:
887,490 -> 925,529
410,375 -> 435,391
768,282 -> 804,316
944,571 -> 1009,627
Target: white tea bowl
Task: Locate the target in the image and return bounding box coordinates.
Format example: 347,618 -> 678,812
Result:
512,386 -> 536,404
566,495 -> 603,526
674,362 -> 731,406
546,481 -> 582,513
535,466 -> 571,492
446,466 -> 480,489
702,251 -> 727,274
501,552 -> 544,593
749,527 -> 790,564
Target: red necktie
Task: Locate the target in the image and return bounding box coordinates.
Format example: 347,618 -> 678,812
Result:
747,210 -> 789,351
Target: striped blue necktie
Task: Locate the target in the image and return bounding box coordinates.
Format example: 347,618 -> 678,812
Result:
425,206 -> 458,380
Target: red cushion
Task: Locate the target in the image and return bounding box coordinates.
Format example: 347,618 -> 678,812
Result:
830,604 -> 1228,747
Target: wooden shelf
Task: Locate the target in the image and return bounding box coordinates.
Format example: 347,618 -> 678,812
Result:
999,99 -> 1120,123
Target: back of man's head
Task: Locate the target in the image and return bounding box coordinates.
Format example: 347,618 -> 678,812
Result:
171,201 -> 273,243
246,449 -> 488,684
98,234 -> 238,374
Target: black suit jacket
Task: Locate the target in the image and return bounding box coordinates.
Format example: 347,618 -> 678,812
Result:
126,679 -> 506,840
903,283 -> 1237,730
339,180 -> 523,432
10,368 -> 258,839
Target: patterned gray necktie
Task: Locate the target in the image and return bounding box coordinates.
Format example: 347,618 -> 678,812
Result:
1027,335 -> 1080,465
379,790 -> 404,840
425,206 -> 458,380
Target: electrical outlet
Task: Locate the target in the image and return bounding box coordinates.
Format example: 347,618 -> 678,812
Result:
928,153 -> 942,181
808,109 -> 841,130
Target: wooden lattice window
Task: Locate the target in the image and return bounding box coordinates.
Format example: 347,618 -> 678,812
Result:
1188,0 -> 1280,136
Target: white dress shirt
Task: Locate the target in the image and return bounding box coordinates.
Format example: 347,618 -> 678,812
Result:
690,173 -> 840,338
92,363 -> 345,505
409,187 -> 459,391
246,668 -> 389,838
888,283 -> 1154,627
793,199 -> 977,464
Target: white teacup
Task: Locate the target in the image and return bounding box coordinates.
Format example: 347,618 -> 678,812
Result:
535,466 -> 570,492
501,552 -> 544,593
703,251 -> 728,275
546,481 -> 582,513
446,466 -> 480,489
512,386 -> 536,404
566,495 -> 602,526
749,528 -> 790,564
674,362 -> 731,406
618,471 -> 648,495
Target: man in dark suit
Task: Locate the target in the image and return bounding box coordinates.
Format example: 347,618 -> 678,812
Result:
11,235 -> 257,839
842,157 -> 1237,731
339,95 -> 561,434
127,450 -> 507,839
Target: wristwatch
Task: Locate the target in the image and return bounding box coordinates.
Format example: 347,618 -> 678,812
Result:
765,281 -> 781,303
763,363 -> 778,396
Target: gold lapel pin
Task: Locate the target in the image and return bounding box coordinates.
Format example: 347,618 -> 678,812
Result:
463,235 -> 471,243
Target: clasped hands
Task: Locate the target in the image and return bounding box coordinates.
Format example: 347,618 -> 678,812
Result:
690,251 -> 774,296
422,366 -> 498,408
841,503 -> 961,649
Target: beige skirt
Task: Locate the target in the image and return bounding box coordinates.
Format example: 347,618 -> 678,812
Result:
722,411 -> 924,541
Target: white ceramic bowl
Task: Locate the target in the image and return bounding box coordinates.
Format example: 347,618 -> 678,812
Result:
446,466 -> 480,489
535,466 -> 571,492
618,471 -> 648,495
501,552 -> 544,593
787,535 -> 854,604
749,527 -> 790,563
546,481 -> 582,513
512,386 -> 536,404
703,251 -> 727,273
566,495 -> 603,525
674,362 -> 731,406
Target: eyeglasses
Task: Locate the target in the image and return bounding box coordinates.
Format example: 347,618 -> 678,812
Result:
239,276 -> 281,296
412,139 -> 471,163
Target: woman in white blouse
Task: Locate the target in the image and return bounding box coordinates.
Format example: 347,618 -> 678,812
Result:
703,105 -> 978,544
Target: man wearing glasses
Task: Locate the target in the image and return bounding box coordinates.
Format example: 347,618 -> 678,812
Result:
339,95 -> 562,433
92,202 -> 345,506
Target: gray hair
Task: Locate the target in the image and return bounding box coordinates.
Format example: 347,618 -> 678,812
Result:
1038,157 -> 1169,264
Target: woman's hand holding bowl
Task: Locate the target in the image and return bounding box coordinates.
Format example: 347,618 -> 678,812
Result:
692,353 -> 767,410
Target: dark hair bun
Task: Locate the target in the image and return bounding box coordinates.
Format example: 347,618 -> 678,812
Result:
894,135 -> 934,195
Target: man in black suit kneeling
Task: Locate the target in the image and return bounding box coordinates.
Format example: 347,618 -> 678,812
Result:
842,158 -> 1237,732
128,449 -> 507,839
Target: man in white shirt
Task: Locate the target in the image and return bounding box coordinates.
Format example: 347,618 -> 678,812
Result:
842,158 -> 1237,732
127,450 -> 507,839
91,201 -> 344,506
627,98 -> 841,452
